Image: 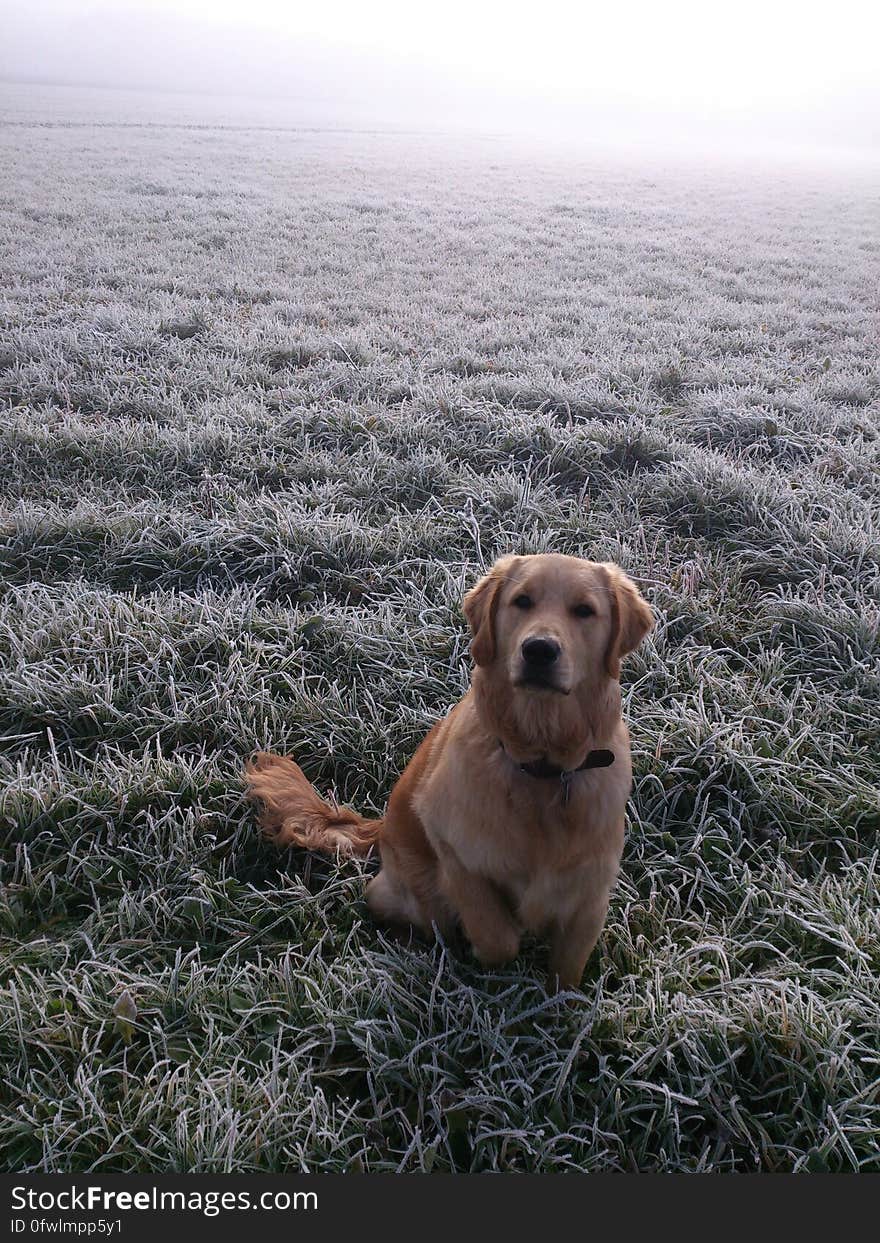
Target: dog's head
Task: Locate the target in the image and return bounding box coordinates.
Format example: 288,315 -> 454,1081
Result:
463,553 -> 653,695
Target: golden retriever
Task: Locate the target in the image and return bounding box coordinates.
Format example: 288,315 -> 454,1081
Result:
245,553 -> 653,988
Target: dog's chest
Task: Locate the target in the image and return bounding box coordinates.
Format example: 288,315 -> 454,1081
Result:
416,754 -> 622,928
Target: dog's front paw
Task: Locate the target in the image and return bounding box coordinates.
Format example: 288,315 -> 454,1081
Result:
470,922 -> 521,968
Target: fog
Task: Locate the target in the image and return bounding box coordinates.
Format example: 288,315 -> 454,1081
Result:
2,0 -> 878,157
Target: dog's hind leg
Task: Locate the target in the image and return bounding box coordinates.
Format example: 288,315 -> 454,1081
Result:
366,847 -> 454,940
365,869 -> 422,928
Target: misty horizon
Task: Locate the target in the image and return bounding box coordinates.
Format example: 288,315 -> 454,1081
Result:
2,1 -> 879,157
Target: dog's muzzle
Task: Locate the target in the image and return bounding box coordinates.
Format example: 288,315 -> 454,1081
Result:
517,636 -> 567,691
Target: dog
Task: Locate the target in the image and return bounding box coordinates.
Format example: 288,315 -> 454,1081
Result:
245,553 -> 653,989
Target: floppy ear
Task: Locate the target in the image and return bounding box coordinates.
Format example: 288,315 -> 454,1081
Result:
602,563 -> 654,680
462,555 -> 518,666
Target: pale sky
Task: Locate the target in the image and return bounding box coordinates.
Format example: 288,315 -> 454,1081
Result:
2,0 -> 878,150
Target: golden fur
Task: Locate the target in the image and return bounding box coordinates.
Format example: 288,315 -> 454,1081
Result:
245,553 -> 653,988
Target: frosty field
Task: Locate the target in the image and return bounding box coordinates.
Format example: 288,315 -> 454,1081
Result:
1,84 -> 878,1172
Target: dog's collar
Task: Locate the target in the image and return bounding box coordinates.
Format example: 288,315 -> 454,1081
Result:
498,741 -> 615,805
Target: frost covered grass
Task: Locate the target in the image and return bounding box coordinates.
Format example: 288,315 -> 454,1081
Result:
1,84 -> 879,1172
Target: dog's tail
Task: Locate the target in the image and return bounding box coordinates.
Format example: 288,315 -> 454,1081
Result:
244,752 -> 382,857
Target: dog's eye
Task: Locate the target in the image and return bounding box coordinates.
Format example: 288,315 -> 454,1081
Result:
572,603 -> 594,618
512,594 -> 533,609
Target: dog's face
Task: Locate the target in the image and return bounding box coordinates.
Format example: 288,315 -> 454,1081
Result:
463,553 -> 653,692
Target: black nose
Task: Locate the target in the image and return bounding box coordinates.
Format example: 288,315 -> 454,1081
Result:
521,636 -> 560,667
